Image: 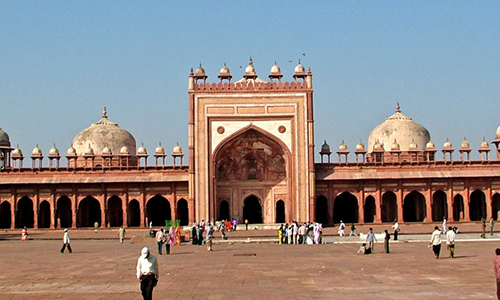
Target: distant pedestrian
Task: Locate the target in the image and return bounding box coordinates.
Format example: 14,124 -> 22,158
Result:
392,220 -> 399,241
94,221 -> 99,233
21,227 -> 28,241
60,228 -> 72,253
493,248 -> 500,299
136,247 -> 159,300
206,225 -> 214,251
119,226 -> 126,244
278,224 -> 283,244
384,229 -> 390,253
442,217 -> 447,234
446,226 -> 455,258
491,218 -> 495,236
349,223 -> 357,237
245,219 -> 248,230
338,221 -> 346,237
191,224 -> 198,245
175,226 -> 182,246
198,225 -> 203,245
366,228 -> 377,252
155,229 -> 165,255
430,226 -> 442,259
481,218 -> 487,238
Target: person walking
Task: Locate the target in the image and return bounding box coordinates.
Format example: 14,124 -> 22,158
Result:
136,247 -> 159,300
366,228 -> 377,252
430,226 -> 442,259
155,229 -> 165,255
60,228 -> 72,253
446,226 -> 456,258
191,223 -> 198,245
94,221 -> 99,233
349,223 -> 357,237
245,219 -> 248,230
21,227 -> 28,241
481,218 -> 487,238
494,248 -> 500,300
118,226 -> 126,244
175,226 -> 182,246
392,220 -> 399,241
384,229 -> 390,253
206,225 -> 214,251
491,217 -> 495,236
277,224 -> 283,244
338,221 -> 346,237
442,217 -> 447,234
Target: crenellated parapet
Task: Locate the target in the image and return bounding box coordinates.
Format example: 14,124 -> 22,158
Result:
193,80 -> 311,92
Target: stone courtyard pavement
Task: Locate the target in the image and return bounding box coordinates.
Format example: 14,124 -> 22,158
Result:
0,237 -> 498,300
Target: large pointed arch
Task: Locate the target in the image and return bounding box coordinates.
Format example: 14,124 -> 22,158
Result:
107,195 -> 123,227
0,201 -> 12,228
333,192 -> 359,224
57,196 -> 72,228
146,195 -> 171,226
16,197 -> 34,228
78,196 -> 101,228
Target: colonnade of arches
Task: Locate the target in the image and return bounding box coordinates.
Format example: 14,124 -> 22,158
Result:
0,194 -> 190,229
315,189 -> 498,224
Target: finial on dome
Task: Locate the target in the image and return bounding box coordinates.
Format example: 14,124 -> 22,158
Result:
396,102 -> 401,113
249,57 -> 253,65
103,107 -> 108,119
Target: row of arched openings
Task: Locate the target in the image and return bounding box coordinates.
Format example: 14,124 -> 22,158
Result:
0,195 -> 190,228
218,196 -> 286,224
315,189 -> 498,224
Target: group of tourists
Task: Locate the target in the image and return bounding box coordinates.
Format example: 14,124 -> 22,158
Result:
277,222 -> 323,245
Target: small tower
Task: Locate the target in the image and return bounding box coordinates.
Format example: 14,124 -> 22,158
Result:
319,140 -> 332,164
479,137 -> 491,162
268,62 -> 283,83
390,139 -> 401,163
408,139 -> 420,163
355,140 -> 366,163
243,57 -> 258,80
336,140 -> 349,164
371,139 -> 384,163
66,144 -> 77,169
31,144 -> 43,169
11,145 -> 24,169
492,125 -> 500,160
101,144 -> 113,167
293,60 -> 306,83
48,144 -> 61,168
442,139 -> 454,162
459,138 -> 471,162
83,143 -> 95,169
137,143 -> 148,167
218,63 -> 232,83
425,140 -> 437,162
119,145 -> 131,168
194,63 -> 208,84
172,143 -> 184,167
154,143 -> 166,167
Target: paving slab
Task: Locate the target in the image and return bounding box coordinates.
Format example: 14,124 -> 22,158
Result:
0,235 -> 498,299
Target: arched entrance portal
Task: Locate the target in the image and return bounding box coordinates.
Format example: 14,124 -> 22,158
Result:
128,199 -> 141,227
177,199 -> 189,226
0,202 -> 12,228
276,200 -> 285,223
38,200 -> 51,228
16,197 -> 34,228
403,191 -> 426,222
78,196 -> 101,228
146,195 -> 171,226
333,192 -> 358,224
470,189 -> 486,221
364,196 -> 376,223
57,196 -> 72,228
493,193 -> 500,221
453,194 -> 464,221
315,196 -> 328,224
214,127 -> 288,224
382,192 -> 397,222
432,190 -> 448,221
243,195 -> 262,224
107,196 -> 123,227
219,200 -> 229,221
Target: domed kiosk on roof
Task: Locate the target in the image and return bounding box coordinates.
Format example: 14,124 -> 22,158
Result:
0,126 -> 12,168
72,107 -> 137,167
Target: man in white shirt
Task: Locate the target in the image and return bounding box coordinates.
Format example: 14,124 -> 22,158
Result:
136,247 -> 159,300
446,226 -> 456,258
430,226 -> 442,259
60,228 -> 72,253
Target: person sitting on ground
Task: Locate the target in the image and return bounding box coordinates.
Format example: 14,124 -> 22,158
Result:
357,243 -> 371,254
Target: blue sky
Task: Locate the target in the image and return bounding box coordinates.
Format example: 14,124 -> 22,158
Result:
1,1 -> 499,162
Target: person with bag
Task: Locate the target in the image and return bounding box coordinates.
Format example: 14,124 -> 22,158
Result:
136,247 -> 159,300
155,229 -> 165,255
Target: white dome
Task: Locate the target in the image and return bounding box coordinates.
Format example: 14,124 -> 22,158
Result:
270,62 -> 280,73
220,64 -> 230,74
443,139 -> 452,148
13,145 -> 23,156
172,143 -> 183,154
245,58 -> 256,74
32,145 -> 42,155
294,61 -> 305,73
120,145 -> 129,154
461,138 -> 470,149
155,143 -> 165,154
138,143 -> 148,155
356,140 -> 365,151
426,140 -> 436,149
0,128 -> 11,147
368,104 -> 430,153
84,144 -> 94,155
49,144 -> 60,156
72,108 -> 136,157
102,145 -> 112,154
195,64 -> 205,75
391,139 -> 400,150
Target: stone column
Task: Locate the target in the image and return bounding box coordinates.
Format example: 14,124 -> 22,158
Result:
140,190 -> 146,228
397,188 -> 404,223
11,194 -> 16,229
464,184 -> 471,222
123,193 -> 128,228
51,192 -> 56,229
425,186 -> 432,223
327,182 -> 334,225
487,184 -> 493,219
447,184 -> 453,222
375,189 -> 382,224
72,194 -> 78,229
358,190 -> 364,224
